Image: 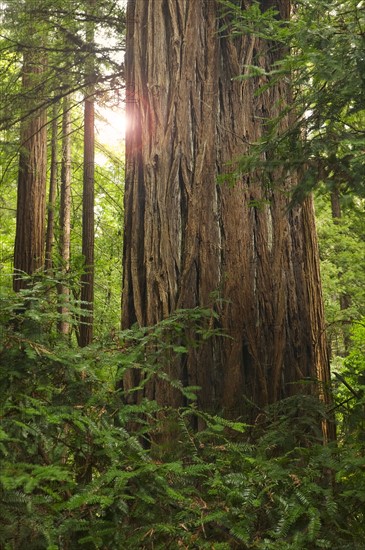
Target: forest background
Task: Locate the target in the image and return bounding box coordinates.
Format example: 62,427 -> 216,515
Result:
0,0 -> 364,548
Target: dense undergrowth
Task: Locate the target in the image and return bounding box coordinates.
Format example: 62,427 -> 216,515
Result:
1,279 -> 365,549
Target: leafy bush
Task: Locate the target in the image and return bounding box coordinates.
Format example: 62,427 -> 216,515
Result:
1,288 -> 364,549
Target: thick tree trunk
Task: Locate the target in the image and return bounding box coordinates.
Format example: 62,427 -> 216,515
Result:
45,102 -> 59,273
122,0 -> 333,437
58,96 -> 72,335
13,49 -> 47,291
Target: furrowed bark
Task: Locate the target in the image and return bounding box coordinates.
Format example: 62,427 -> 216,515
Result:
122,0 -> 334,439
14,48 -> 47,291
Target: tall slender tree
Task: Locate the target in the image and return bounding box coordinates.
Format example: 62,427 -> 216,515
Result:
79,0 -> 95,347
122,0 -> 333,438
58,95 -> 72,335
45,102 -> 59,273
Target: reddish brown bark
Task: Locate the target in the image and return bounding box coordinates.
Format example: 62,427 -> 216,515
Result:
14,49 -> 47,291
45,102 -> 59,273
79,93 -> 95,347
122,0 -> 333,437
79,1 -> 95,348
58,96 -> 72,335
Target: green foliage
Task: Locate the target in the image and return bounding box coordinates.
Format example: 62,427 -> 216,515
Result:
52,112 -> 125,339
332,320 -> 365,440
0,0 -> 126,334
0,0 -> 126,132
219,0 -> 365,202
1,290 -> 365,549
315,195 -> 365,354
1,1 -> 365,548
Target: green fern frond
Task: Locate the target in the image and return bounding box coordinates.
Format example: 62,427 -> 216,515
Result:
294,487 -> 311,508
315,539 -> 332,548
307,509 -> 321,542
228,524 -> 250,544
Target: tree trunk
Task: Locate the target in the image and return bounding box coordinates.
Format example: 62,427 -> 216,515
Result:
330,187 -> 342,221
45,102 -> 59,273
79,1 -> 95,348
13,49 -> 47,291
122,0 -> 333,438
58,96 -> 72,335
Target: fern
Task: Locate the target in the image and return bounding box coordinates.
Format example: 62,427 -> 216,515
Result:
1,289 -> 365,549
307,509 -> 321,542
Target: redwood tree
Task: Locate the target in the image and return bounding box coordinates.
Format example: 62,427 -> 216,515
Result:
58,96 -> 72,335
79,88 -> 95,347
79,0 -> 95,347
13,48 -> 47,291
122,0 -> 333,435
45,102 -> 59,273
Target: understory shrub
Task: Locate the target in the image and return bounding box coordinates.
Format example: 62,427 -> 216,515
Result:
0,286 -> 364,549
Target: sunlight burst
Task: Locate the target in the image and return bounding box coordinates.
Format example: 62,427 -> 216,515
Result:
96,105 -> 127,147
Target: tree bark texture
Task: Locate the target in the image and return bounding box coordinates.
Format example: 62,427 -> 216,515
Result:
58,96 -> 72,335
13,49 -> 47,291
45,102 -> 59,273
122,0 -> 333,434
79,1 -> 95,348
